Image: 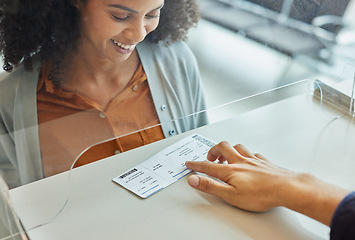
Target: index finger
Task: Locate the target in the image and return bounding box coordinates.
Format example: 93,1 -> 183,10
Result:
207,141 -> 246,164
185,160 -> 230,182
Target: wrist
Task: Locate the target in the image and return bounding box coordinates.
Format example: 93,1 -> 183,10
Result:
280,173 -> 349,226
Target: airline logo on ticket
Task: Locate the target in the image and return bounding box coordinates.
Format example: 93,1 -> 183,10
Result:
112,134 -> 215,198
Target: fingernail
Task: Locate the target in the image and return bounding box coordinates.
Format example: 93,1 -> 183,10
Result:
188,175 -> 199,188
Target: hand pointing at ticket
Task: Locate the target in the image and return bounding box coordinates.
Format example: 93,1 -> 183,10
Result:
185,141 -> 350,227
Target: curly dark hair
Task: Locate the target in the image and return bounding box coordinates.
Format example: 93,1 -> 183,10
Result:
0,0 -> 199,76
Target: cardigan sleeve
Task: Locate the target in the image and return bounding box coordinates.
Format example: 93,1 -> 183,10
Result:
330,191 -> 355,240
0,73 -> 20,188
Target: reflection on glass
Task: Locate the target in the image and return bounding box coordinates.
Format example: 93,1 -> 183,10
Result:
312,14 -> 355,64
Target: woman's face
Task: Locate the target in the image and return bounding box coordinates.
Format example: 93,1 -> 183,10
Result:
75,0 -> 164,63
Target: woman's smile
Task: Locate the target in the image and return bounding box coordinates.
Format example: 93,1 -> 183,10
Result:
111,39 -> 136,54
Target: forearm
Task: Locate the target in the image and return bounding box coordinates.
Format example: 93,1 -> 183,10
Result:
281,173 -> 350,226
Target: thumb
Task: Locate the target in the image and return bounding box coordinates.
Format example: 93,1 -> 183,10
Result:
188,175 -> 232,199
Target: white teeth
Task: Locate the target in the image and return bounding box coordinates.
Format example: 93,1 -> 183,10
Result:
113,40 -> 134,50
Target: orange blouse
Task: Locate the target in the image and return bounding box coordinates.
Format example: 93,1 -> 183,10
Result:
37,64 -> 165,177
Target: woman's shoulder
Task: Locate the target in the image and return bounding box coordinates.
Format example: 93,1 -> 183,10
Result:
0,65 -> 23,94
0,68 -> 21,99
0,63 -> 39,105
0,62 -> 40,83
138,40 -> 196,63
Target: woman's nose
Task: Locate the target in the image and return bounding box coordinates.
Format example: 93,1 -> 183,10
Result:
123,19 -> 147,43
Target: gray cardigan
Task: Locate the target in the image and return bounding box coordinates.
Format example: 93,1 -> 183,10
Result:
0,40 -> 208,188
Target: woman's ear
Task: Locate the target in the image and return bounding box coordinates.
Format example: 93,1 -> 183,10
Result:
70,0 -> 81,9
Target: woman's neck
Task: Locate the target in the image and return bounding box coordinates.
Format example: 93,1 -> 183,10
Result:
58,49 -> 140,110
64,47 -> 139,84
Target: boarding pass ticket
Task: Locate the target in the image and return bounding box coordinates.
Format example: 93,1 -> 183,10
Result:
112,134 -> 215,198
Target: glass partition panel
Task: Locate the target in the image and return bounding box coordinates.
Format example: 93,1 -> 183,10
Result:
1,0 -> 355,238
3,77 -> 355,238
1,0 -> 354,187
